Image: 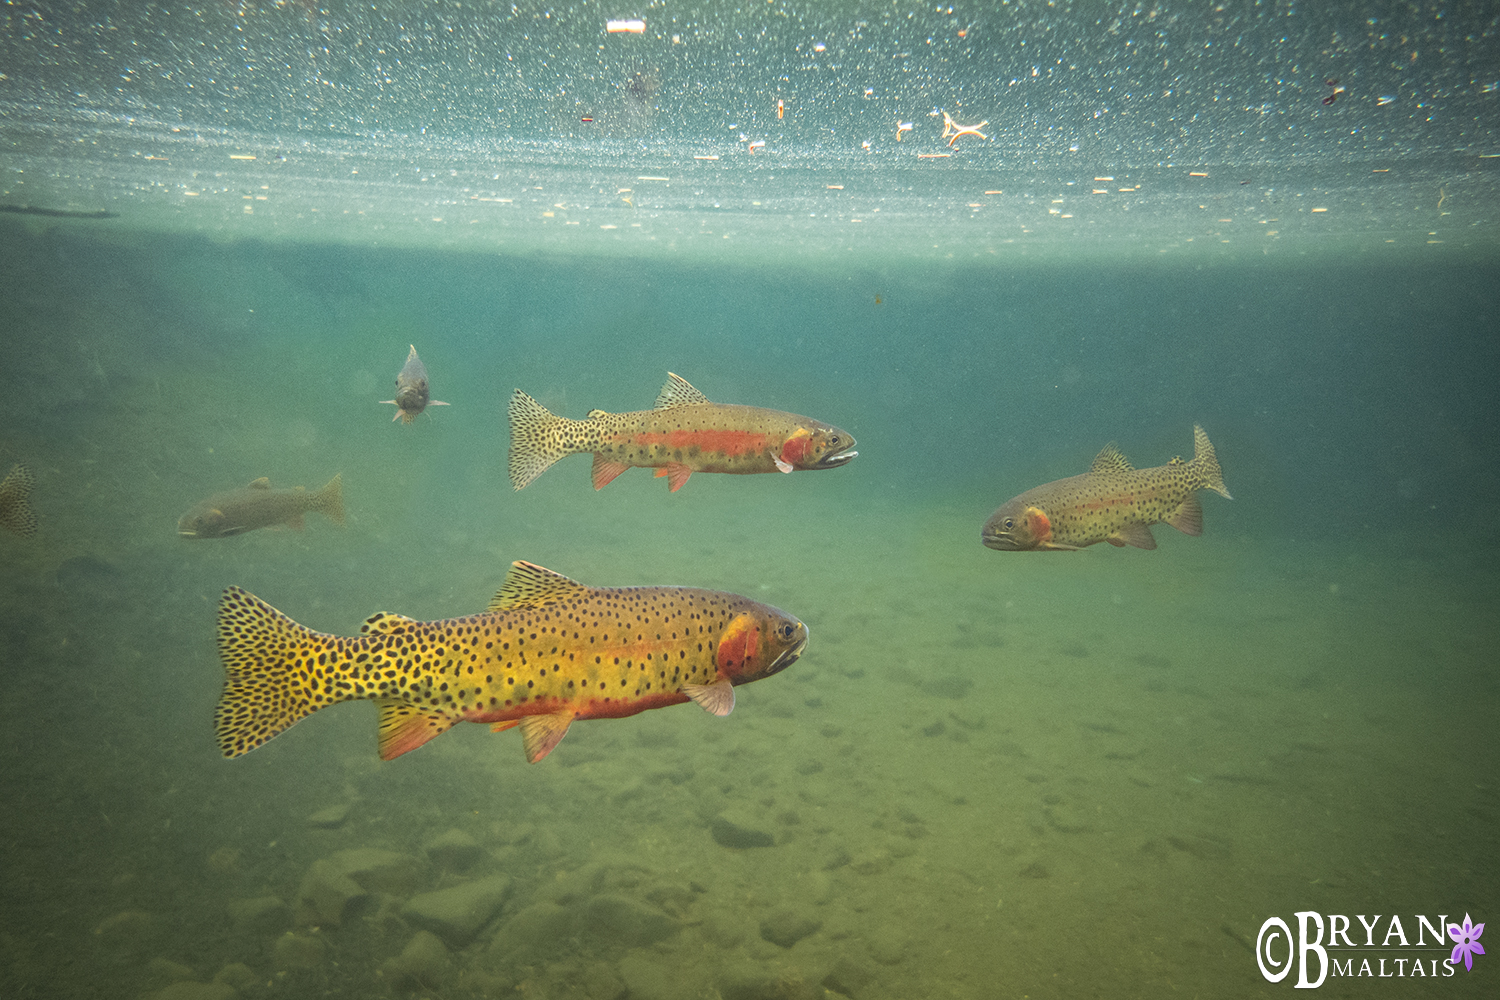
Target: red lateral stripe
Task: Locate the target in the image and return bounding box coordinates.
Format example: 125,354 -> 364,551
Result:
630,428 -> 769,456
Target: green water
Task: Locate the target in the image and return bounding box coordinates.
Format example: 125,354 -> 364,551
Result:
3,2 -> 1499,998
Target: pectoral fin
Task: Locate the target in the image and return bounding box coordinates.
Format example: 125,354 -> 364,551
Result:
377,702 -> 458,760
518,712 -> 574,763
684,677 -> 735,717
773,455 -> 794,473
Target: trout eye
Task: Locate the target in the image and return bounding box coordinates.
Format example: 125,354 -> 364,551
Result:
778,623 -> 796,640
829,436 -> 840,446
1003,518 -> 1014,530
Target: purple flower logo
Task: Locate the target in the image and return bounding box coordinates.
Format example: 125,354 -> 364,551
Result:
1448,913 -> 1485,971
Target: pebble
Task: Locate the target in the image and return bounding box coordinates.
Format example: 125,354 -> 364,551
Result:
758,906 -> 822,948
711,808 -> 775,849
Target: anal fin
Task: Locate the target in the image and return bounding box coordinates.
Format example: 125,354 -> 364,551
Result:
377,701 -> 458,760
518,712 -> 574,763
1163,494 -> 1204,536
684,677 -> 736,717
591,454 -> 632,490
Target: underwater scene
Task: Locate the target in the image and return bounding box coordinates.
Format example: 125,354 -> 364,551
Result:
1,3 -> 1498,999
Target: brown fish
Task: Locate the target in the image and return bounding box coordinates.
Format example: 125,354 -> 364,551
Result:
213,560 -> 808,763
381,345 -> 449,423
508,372 -> 857,492
0,463 -> 38,536
982,426 -> 1230,552
178,474 -> 344,539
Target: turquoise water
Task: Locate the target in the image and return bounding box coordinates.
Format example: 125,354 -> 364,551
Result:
2,4 -> 1498,999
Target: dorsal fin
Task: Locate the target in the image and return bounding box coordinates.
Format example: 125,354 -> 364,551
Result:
488,561 -> 589,612
587,408 -> 610,418
361,612 -> 420,635
247,477 -> 271,489
1089,443 -> 1133,474
654,372 -> 711,409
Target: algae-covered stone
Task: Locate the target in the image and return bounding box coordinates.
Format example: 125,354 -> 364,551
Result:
380,930 -> 453,989
580,894 -> 680,947
618,951 -> 705,1000
759,906 -> 822,949
327,847 -> 428,895
822,955 -> 877,998
227,895 -> 290,935
489,900 -> 572,954
93,909 -> 159,950
294,860 -> 367,927
147,957 -> 196,982
306,803 -> 350,829
272,931 -> 327,971
213,963 -> 258,990
424,828 -> 484,873
401,874 -> 511,946
711,808 -> 775,849
717,961 -> 823,1000
149,983 -> 238,1000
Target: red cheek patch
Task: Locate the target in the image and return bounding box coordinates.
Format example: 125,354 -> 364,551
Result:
779,429 -> 813,466
1026,507 -> 1052,542
715,614 -> 760,673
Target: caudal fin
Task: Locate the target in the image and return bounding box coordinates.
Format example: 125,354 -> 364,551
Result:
214,587 -> 346,758
508,389 -> 572,490
1191,425 -> 1232,499
0,463 -> 38,536
314,473 -> 345,526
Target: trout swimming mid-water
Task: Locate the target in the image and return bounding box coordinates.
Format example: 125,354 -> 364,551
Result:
982,426 -> 1230,552
178,474 -> 344,538
381,345 -> 449,423
508,372 -> 857,492
213,560 -> 808,763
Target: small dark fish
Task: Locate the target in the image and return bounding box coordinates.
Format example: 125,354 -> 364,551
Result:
0,463 -> 38,536
0,204 -> 117,219
381,345 -> 449,424
178,475 -> 344,539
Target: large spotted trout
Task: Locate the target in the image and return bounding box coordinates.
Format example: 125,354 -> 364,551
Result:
507,372 -> 856,492
982,426 -> 1231,552
214,561 -> 807,763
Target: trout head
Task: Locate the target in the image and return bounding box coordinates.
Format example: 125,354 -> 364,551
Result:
178,504 -> 239,539
982,501 -> 1054,551
717,603 -> 809,686
393,376 -> 430,414
780,422 -> 858,471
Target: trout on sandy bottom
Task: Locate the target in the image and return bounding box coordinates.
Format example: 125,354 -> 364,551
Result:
0,463 -> 37,536
178,474 -> 344,539
982,426 -> 1231,552
508,372 -> 857,492
214,561 -> 808,763
381,344 -> 449,423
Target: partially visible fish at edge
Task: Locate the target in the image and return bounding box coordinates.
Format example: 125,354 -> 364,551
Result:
508,372 -> 857,492
381,344 -> 449,424
982,426 -> 1230,552
0,463 -> 38,536
178,474 -> 345,539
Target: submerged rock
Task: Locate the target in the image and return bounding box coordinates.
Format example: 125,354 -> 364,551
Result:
92,909 -> 159,951
272,931 -> 327,971
212,963 -> 257,990
423,828 -> 484,873
580,894 -> 680,947
306,803 -> 351,829
759,906 -> 822,949
149,983 -> 237,1000
326,847 -> 428,895
711,808 -> 775,849
401,874 -> 511,946
227,895 -> 290,935
294,860 -> 367,927
380,930 -> 452,989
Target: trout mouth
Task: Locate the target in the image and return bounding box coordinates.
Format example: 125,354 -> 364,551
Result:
768,627 -> 809,675
981,531 -> 1020,551
815,448 -> 858,469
